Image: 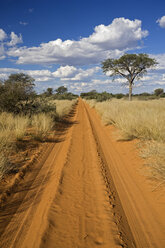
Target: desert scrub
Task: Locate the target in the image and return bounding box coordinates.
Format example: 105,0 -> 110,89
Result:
53,99 -> 77,118
31,113 -> 54,141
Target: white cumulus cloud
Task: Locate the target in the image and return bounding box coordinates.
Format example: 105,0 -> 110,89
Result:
0,29 -> 23,59
157,16 -> 165,28
52,65 -> 77,78
7,32 -> 23,46
52,65 -> 100,81
0,29 -> 7,41
7,18 -> 148,66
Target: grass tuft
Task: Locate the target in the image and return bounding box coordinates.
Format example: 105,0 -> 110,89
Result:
31,113 -> 54,141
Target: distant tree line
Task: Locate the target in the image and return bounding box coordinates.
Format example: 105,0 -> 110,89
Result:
43,86 -> 78,100
80,88 -> 165,102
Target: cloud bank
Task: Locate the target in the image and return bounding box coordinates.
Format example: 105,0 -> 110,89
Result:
6,18 -> 148,65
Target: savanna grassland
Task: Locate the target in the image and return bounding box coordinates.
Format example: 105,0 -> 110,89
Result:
87,98 -> 165,183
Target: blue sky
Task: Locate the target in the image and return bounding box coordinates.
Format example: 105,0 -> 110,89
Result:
0,0 -> 165,94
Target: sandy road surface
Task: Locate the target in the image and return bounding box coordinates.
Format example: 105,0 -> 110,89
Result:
0,99 -> 165,248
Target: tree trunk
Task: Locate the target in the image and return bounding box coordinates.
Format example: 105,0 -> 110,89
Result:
129,81 -> 133,101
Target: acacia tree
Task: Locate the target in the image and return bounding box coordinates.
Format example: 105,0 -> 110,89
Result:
102,53 -> 157,101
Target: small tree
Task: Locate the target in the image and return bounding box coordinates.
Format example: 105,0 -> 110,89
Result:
45,87 -> 54,96
55,86 -> 68,95
154,88 -> 164,96
0,73 -> 35,114
102,53 -> 157,101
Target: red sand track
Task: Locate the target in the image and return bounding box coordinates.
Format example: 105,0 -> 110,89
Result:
0,99 -> 164,248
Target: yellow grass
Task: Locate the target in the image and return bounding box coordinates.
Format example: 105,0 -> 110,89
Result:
0,113 -> 29,178
53,99 -> 77,118
31,113 -> 54,141
140,141 -> 165,182
87,99 -> 165,182
88,99 -> 165,141
0,99 -> 77,178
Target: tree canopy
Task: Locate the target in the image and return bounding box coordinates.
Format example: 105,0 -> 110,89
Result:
45,87 -> 54,96
55,86 -> 68,95
102,53 -> 157,100
0,73 -> 36,114
154,88 -> 164,96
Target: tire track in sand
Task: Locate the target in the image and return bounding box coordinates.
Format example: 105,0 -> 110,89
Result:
40,99 -> 122,248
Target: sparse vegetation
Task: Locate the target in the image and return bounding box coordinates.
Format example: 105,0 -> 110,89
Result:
86,99 -> 165,181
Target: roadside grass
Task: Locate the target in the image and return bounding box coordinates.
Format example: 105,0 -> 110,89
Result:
14,116 -> 30,141
31,113 -> 54,141
140,141 -> 165,183
0,99 -> 77,179
53,99 -> 77,119
86,99 -> 165,183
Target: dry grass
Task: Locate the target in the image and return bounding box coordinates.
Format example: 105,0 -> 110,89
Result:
0,99 -> 77,179
87,99 -> 165,183
0,112 -> 54,177
88,99 -> 165,141
0,131 -> 13,179
14,116 -> 29,140
31,99 -> 77,140
0,113 -> 29,178
53,99 -> 77,118
31,113 -> 54,141
140,141 -> 165,182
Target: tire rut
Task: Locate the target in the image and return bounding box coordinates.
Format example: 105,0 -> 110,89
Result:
39,99 -> 121,248
84,102 -> 136,248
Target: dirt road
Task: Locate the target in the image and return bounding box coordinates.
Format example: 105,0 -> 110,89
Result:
0,99 -> 164,248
